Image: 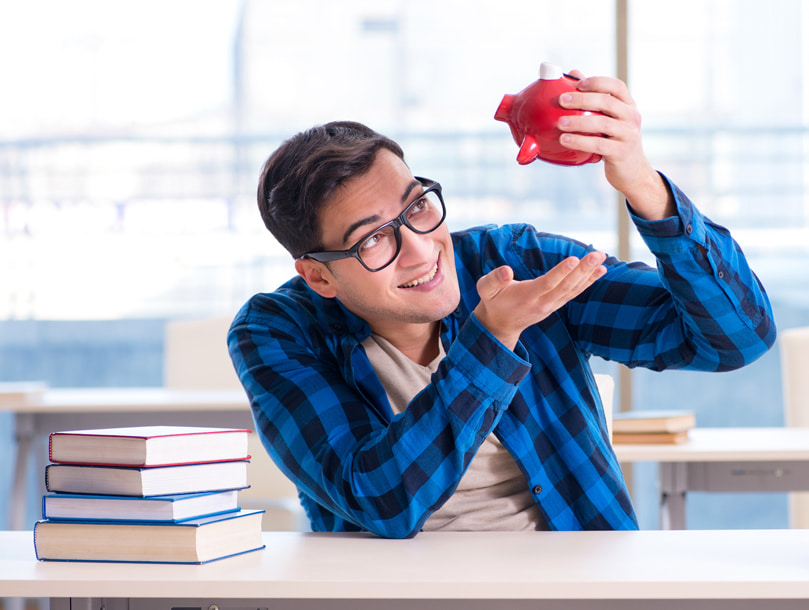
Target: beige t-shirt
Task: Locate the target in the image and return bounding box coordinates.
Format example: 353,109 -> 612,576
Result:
362,333 -> 546,531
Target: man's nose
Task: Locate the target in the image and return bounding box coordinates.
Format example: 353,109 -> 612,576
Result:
396,224 -> 433,263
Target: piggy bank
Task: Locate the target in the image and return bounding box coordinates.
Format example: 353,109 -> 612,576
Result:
494,62 -> 602,166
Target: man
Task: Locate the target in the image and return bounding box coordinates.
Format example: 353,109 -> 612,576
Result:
228,73 -> 775,538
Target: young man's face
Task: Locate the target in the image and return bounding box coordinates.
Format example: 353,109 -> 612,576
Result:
295,149 -> 460,344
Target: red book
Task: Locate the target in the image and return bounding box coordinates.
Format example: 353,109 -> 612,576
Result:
48,426 -> 251,467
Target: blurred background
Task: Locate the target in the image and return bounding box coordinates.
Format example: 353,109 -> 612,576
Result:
1,0 -> 808,530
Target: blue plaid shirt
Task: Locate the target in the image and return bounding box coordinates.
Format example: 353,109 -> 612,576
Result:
228,177 -> 775,538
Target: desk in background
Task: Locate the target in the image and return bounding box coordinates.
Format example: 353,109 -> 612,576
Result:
614,427 -> 809,529
3,529 -> 809,609
5,383 -> 809,533
1,386 -> 253,530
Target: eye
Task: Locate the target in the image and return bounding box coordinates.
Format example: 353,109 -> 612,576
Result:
359,227 -> 393,252
408,196 -> 429,217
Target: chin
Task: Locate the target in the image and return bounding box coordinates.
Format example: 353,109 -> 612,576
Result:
426,291 -> 461,322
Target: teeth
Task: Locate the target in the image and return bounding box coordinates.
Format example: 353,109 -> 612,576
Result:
400,263 -> 438,288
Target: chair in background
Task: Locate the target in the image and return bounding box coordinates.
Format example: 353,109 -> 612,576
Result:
595,372 -> 637,498
164,317 -> 306,531
595,373 -> 615,442
780,326 -> 809,528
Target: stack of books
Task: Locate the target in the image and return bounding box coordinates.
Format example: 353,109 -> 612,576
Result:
33,425 -> 265,564
612,410 -> 696,444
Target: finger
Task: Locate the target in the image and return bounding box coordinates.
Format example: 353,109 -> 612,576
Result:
554,252 -> 607,296
541,264 -> 606,314
559,90 -> 627,120
558,103 -> 642,154
558,131 -> 612,158
522,261 -> 605,318
575,76 -> 633,104
558,112 -> 618,137
476,265 -> 514,300
567,69 -> 586,80
532,256 -> 587,292
569,258 -> 608,295
528,252 -> 606,298
581,250 -> 608,270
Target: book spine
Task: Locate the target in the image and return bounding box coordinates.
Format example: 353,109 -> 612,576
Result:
33,521 -> 42,560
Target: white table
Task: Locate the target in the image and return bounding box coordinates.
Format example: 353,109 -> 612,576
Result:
2,529 -> 809,609
1,387 -> 253,530
614,427 -> 809,529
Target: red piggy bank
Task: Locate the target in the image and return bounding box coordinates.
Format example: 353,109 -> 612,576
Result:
495,62 -> 602,166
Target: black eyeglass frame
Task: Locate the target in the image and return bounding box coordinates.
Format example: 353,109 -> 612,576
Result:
300,177 -> 446,272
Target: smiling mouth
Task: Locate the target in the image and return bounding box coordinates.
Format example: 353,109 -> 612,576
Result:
399,262 -> 439,288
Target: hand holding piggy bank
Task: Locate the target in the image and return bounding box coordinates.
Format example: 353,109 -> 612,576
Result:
495,62 -> 603,166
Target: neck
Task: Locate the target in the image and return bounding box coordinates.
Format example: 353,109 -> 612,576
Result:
376,321 -> 441,366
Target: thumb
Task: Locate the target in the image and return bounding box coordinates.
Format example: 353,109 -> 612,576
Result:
476,265 -> 514,299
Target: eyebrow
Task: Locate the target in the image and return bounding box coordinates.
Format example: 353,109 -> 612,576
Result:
340,179 -> 422,246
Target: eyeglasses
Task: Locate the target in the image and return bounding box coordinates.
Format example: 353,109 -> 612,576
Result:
301,177 -> 446,272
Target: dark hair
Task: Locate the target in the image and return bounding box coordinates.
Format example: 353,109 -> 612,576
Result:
257,121 -> 405,259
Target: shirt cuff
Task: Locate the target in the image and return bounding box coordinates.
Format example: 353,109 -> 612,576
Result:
627,173 -> 707,254
446,312 -> 532,409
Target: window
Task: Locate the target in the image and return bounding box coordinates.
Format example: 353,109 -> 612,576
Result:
628,0 -> 808,528
1,0 -> 805,529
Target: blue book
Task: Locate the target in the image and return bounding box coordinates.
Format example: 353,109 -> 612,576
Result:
34,508 -> 265,564
42,489 -> 241,523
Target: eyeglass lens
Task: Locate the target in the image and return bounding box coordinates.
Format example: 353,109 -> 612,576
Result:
357,189 -> 444,270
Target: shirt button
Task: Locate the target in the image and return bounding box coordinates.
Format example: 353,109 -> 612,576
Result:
686,224 -> 693,235
718,270 -> 725,279
532,485 -> 543,495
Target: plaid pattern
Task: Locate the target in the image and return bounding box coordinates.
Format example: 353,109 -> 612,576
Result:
228,176 -> 775,538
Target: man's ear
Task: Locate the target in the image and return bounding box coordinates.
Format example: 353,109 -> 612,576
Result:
295,258 -> 339,299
